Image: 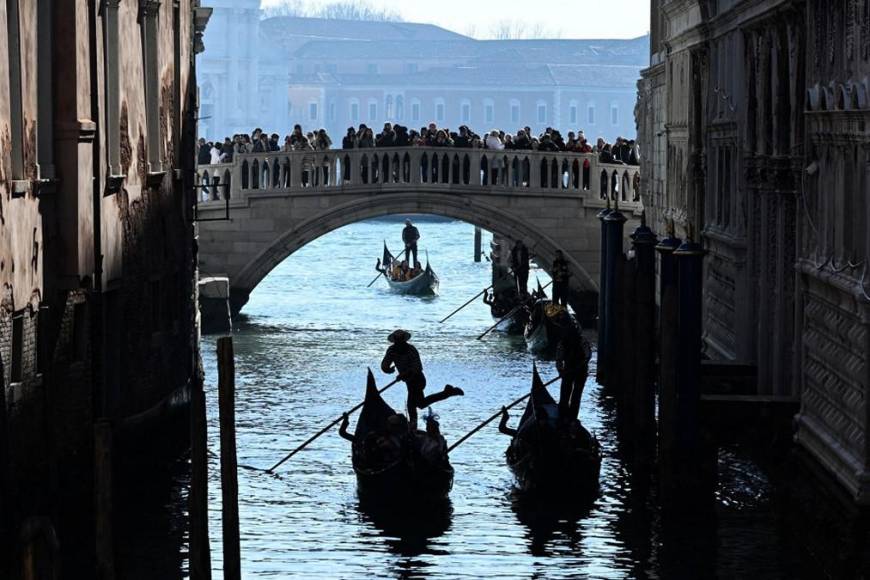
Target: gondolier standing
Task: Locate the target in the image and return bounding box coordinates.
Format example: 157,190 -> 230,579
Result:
381,330 -> 463,428
555,328 -> 591,421
402,219 -> 421,267
551,250 -> 572,307
510,240 -> 531,297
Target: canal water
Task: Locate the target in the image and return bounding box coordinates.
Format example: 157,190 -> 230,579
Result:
193,219 -> 847,579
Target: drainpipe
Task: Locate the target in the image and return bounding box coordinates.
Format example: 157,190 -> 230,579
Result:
89,0 -> 105,420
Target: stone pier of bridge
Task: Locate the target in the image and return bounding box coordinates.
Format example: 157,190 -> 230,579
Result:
195,147 -> 643,315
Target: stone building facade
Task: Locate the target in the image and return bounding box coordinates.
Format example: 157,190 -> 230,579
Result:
197,6 -> 647,142
637,0 -> 869,504
1,0 -> 210,574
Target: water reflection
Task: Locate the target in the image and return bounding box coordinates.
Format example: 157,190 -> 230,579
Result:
510,492 -> 595,557
356,495 -> 453,557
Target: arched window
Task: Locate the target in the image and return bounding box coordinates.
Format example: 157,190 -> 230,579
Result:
484,99 -> 495,125
510,100 -> 521,124
410,98 -> 421,123
460,99 -> 471,123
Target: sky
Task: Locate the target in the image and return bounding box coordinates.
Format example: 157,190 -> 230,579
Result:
260,0 -> 651,40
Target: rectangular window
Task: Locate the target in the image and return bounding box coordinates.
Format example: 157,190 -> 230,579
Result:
511,104 -> 520,124
485,103 -> 494,124
10,313 -> 24,383
461,103 -> 471,123
411,103 -> 420,122
587,105 -> 596,125
405,63 -> 418,74
105,0 -> 122,176
570,105 -> 578,125
296,63 -> 304,75
309,102 -> 318,121
6,0 -> 25,183
326,63 -> 338,74
367,63 -> 378,75
142,0 -> 162,173
435,103 -> 445,122
369,102 -> 378,121
351,102 -> 360,122
328,102 -> 336,122
537,104 -> 547,124
611,104 -> 619,126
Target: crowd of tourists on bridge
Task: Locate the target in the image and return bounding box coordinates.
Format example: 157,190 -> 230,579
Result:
198,123 -> 640,167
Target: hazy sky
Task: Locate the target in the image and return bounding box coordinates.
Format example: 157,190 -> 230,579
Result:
261,0 -> 651,39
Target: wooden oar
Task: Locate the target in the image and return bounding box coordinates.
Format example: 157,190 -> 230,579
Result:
476,280 -> 553,340
266,377 -> 402,473
447,376 -> 560,453
439,285 -> 494,324
366,248 -> 408,288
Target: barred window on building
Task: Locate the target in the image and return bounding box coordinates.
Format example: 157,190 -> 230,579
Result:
368,100 -> 378,121
435,99 -> 445,123
460,99 -> 471,124
587,103 -> 596,125
350,100 -> 360,122
484,99 -> 494,125
309,102 -> 318,121
569,101 -> 578,125
411,99 -> 421,123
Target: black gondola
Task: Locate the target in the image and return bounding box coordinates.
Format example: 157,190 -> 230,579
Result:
348,371 -> 454,499
504,367 -> 601,495
484,289 -> 530,335
523,298 -> 581,359
379,243 -> 439,296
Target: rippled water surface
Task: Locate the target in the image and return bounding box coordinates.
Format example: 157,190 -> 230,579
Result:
197,219 -> 816,579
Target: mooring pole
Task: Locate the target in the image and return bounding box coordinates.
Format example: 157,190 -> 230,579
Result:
601,203 -> 627,388
189,372 -> 212,580
655,227 -> 682,491
217,337 -> 241,580
595,202 -> 612,384
673,237 -> 706,477
474,226 -> 483,263
94,419 -> 115,580
630,216 -> 658,452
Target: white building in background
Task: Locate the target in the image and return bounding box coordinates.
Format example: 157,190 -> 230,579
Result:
197,3 -> 648,141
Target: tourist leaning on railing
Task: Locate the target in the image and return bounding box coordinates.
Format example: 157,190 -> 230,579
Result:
198,123 -> 641,169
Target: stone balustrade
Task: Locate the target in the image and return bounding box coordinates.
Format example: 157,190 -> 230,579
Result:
196,147 -> 642,210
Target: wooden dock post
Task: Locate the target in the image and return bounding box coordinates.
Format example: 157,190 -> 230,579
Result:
601,204 -> 627,387
595,203 -> 612,383
94,419 -> 115,580
217,337 -> 241,580
655,228 -> 682,493
630,218 -> 658,453
474,227 -> 482,262
189,372 -> 212,580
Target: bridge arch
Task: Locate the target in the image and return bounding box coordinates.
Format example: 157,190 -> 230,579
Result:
228,193 -> 600,313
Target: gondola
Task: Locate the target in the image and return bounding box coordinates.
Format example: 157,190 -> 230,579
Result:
505,367 -> 601,495
523,295 -> 581,359
485,290 -> 530,335
379,243 -> 439,296
348,371 -> 454,499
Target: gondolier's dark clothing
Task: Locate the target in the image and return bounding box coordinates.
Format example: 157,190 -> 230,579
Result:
402,225 -> 421,266
552,257 -> 571,307
510,243 -> 531,296
556,335 -> 588,420
382,342 -> 452,426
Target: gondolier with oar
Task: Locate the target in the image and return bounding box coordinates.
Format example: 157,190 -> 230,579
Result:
510,239 -> 531,297
556,327 -> 591,421
381,329 -> 464,429
402,219 -> 421,268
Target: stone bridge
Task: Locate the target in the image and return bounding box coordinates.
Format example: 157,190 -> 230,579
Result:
195,147 -> 643,313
